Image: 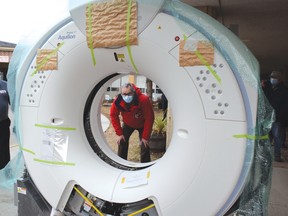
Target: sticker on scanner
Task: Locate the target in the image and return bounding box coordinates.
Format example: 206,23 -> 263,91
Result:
121,170 -> 150,189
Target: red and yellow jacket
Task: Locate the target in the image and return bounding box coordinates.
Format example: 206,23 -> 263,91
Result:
110,84 -> 154,140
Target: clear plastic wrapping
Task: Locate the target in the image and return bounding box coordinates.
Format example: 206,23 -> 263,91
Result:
3,0 -> 273,215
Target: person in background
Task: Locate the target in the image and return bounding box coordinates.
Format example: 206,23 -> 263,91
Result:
0,79 -> 11,169
262,71 -> 288,162
110,83 -> 154,163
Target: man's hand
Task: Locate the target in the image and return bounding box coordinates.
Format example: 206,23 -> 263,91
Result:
141,138 -> 149,148
117,135 -> 125,145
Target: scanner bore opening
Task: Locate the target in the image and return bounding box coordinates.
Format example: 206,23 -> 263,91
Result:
84,74 -> 139,170
84,74 -> 171,170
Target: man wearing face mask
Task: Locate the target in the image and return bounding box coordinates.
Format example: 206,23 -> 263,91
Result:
110,82 -> 154,162
262,71 -> 288,162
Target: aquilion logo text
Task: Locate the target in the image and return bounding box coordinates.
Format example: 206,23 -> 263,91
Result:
58,31 -> 76,40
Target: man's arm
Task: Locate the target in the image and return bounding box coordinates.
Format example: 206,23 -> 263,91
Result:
141,97 -> 155,141
109,101 -> 122,136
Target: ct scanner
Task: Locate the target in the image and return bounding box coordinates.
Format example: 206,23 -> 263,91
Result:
9,0 -> 261,215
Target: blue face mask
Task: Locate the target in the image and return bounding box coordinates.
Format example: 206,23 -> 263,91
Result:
270,78 -> 279,86
122,95 -> 133,103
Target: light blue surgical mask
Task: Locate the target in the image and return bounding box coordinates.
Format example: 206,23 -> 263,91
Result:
270,78 -> 279,86
122,95 -> 133,103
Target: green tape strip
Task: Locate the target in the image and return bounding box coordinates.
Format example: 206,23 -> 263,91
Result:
88,2 -> 96,66
35,124 -> 76,131
126,0 -> 138,73
20,147 -> 36,155
31,42 -> 64,77
34,158 -> 75,166
183,34 -> 188,41
183,34 -> 220,84
233,134 -> 269,140
195,50 -> 221,84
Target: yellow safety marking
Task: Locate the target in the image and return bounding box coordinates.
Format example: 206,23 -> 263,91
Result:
20,147 -> 35,155
73,186 -> 104,216
17,187 -> 27,195
34,158 -> 75,166
117,53 -> 125,62
31,42 -> 64,77
88,2 -> 96,66
128,204 -> 156,216
126,0 -> 138,73
233,134 -> 269,140
195,50 -> 221,84
147,171 -> 150,179
118,54 -> 125,59
35,124 -> 76,131
121,177 -> 126,184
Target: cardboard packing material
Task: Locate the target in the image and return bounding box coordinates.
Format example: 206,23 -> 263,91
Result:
179,40 -> 214,67
86,0 -> 138,48
36,49 -> 58,71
